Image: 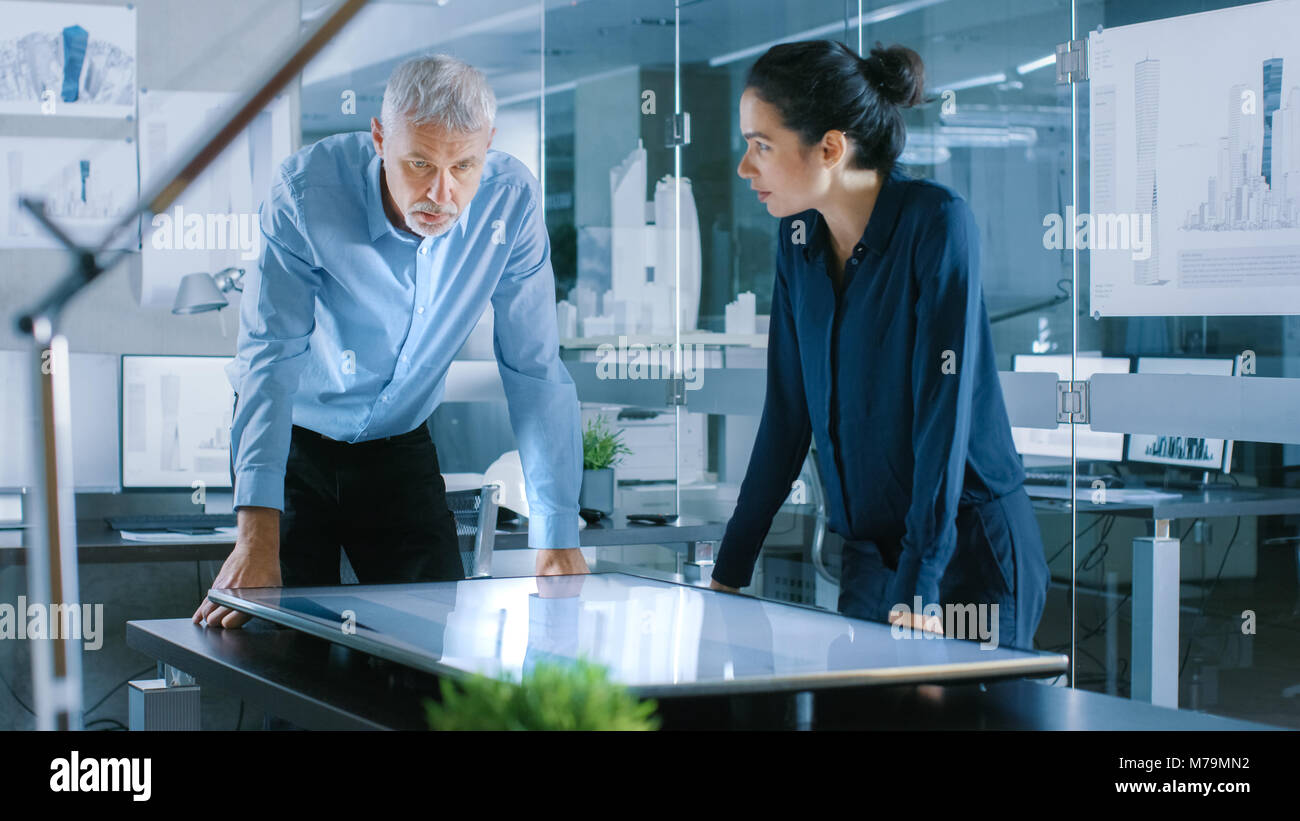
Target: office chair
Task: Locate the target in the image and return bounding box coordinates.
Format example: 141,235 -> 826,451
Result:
335,482 -> 499,583
446,483 -> 501,578
807,447 -> 837,585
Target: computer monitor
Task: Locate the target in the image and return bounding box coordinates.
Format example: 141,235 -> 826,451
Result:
1010,354 -> 1130,463
70,353 -> 121,491
0,350 -> 121,492
1125,356 -> 1235,473
120,354 -> 234,491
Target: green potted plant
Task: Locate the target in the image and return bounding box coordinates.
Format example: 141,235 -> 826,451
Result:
580,415 -> 630,515
424,658 -> 659,731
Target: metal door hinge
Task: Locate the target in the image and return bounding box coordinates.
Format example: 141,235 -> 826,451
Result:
665,112 -> 691,147
1057,379 -> 1089,424
666,375 -> 688,406
1056,39 -> 1088,84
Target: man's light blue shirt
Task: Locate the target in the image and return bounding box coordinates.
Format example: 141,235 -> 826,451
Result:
225,131 -> 581,550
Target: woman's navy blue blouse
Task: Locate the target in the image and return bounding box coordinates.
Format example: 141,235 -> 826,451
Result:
713,168 -> 1026,610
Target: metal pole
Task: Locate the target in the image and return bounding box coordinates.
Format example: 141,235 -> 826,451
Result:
25,333 -> 81,730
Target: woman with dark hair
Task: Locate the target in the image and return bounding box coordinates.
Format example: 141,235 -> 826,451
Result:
710,40 -> 1050,649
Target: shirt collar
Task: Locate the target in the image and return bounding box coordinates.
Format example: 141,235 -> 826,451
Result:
802,165 -> 908,261
365,151 -> 472,242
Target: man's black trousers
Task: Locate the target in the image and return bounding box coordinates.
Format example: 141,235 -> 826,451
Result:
230,407 -> 464,585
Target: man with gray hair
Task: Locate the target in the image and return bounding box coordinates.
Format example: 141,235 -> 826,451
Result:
194,54 -> 586,629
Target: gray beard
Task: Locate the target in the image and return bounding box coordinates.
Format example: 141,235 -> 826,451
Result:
406,208 -> 456,237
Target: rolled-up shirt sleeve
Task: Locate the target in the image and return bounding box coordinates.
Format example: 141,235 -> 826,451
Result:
491,187 -> 582,550
229,166 -> 320,512
886,197 -> 982,612
712,225 -> 813,589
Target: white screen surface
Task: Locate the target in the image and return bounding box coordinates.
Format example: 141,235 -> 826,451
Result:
121,355 -> 234,489
210,573 -> 1066,697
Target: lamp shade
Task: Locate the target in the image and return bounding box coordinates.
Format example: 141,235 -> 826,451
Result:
172,272 -> 228,314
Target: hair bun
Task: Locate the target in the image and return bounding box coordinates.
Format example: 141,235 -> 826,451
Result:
860,43 -> 925,108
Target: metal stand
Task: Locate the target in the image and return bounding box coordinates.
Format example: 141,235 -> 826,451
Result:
10,0 -> 370,731
679,540 -> 715,584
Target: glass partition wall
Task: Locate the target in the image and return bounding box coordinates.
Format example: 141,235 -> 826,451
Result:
536,0 -> 1080,611
1066,0 -> 1300,726
297,0 -> 1298,727
542,0 -> 683,535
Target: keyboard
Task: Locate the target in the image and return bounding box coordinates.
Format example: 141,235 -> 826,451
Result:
106,513 -> 237,532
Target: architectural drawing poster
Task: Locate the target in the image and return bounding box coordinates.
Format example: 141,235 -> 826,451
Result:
0,136 -> 138,249
0,0 -> 136,118
136,89 -> 293,307
1088,0 -> 1300,316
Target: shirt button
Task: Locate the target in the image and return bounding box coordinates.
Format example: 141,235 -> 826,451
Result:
417,306 -> 425,314
381,395 -> 389,402
419,246 -> 428,255
401,355 -> 408,362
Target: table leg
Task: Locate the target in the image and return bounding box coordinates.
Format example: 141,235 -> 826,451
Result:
794,691 -> 814,731
1106,571 -> 1119,696
162,663 -> 195,686
1132,519 -> 1179,708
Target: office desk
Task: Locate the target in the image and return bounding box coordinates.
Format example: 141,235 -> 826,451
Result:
491,509 -> 725,579
132,568 -> 1070,729
0,519 -> 235,565
1027,484 -> 1300,709
0,512 -> 726,574
123,576 -> 1273,730
1034,484 -> 1300,520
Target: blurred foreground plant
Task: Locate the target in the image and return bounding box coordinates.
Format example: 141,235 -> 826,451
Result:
424,658 -> 660,731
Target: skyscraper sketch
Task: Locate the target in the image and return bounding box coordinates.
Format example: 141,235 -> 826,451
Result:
1134,58 -> 1162,284
1263,57 -> 1283,186
1185,59 -> 1298,230
1229,82 -> 1245,191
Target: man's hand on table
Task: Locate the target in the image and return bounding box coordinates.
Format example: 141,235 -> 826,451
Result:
534,548 -> 589,598
534,547 -> 589,577
709,578 -> 740,594
192,506 -> 282,629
